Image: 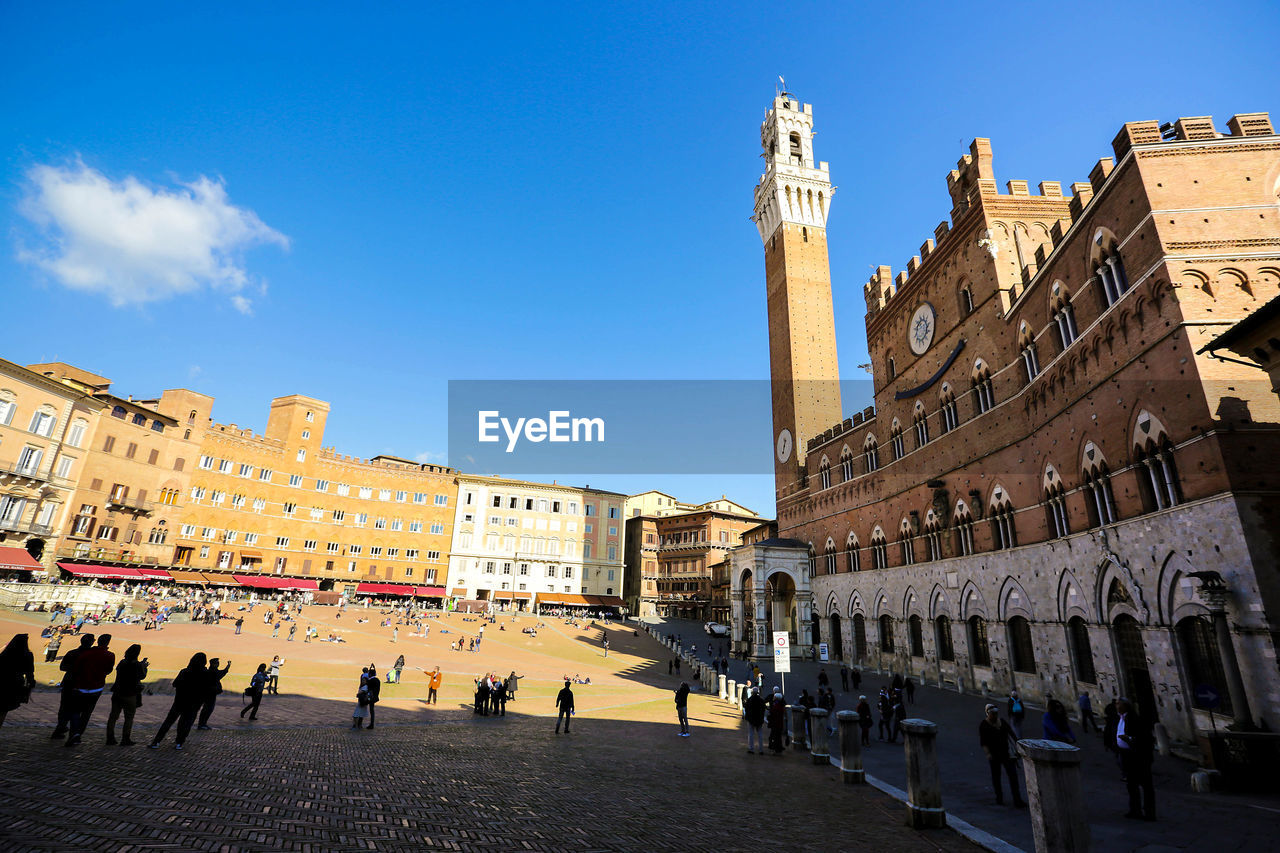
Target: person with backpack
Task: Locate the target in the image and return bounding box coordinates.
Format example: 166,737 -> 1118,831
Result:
352,669 -> 370,728
364,665 -> 381,728
240,664 -> 267,721
1007,690 -> 1026,738
197,658 -> 231,729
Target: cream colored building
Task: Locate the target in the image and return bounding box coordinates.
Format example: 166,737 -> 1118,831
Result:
446,474 -> 625,610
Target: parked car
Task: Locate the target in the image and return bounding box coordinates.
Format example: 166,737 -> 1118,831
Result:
704,622 -> 729,637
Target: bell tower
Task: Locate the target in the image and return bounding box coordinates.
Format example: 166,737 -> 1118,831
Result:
753,91 -> 842,493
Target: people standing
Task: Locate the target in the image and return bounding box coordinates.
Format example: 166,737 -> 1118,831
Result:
427,666 -> 442,704
877,689 -> 892,741
506,670 -> 518,701
1042,698 -> 1077,744
150,653 -> 208,750
364,666 -> 380,728
0,634 -> 35,727
43,632 -> 61,663
1116,698 -> 1156,821
904,677 -> 916,704
288,623 -> 297,642
392,654 -> 405,685
675,681 -> 690,736
197,658 -> 231,730
855,695 -> 873,746
105,644 -> 147,745
850,667 -> 861,691
839,664 -> 849,692
493,676 -> 507,716
50,633 -> 94,739
352,671 -> 370,729
66,634 -> 115,747
1078,692 -> 1096,733
979,704 -> 1026,807
268,656 -> 284,695
241,664 -> 267,720
744,686 -> 765,753
554,679 -> 574,733
602,637 -> 609,658
235,616 -> 244,635
891,691 -> 907,743
1007,690 -> 1026,738
766,687 -> 786,754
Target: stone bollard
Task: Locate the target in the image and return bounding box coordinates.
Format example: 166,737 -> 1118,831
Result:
809,708 -> 830,764
728,679 -> 737,704
789,704 -> 808,751
836,711 -> 865,783
901,719 -> 946,829
719,673 -> 727,701
1018,739 -> 1089,852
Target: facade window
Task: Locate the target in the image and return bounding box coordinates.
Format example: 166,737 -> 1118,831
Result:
1067,616 -> 1096,684
359,487 -> 373,499
337,483 -> 350,496
899,534 -> 915,565
940,392 -> 958,433
823,547 -> 837,575
846,538 -> 860,572
28,410 -> 55,437
891,427 -> 905,461
296,449 -> 306,462
1136,441 -> 1181,512
252,498 -> 266,513
380,489 -> 392,501
840,452 -> 854,482
913,410 -> 929,447
1096,250 -> 1130,308
0,397 -> 14,426
1177,616 -> 1232,714
864,439 -> 879,473
1053,304 -> 1078,348
1008,616 -> 1036,673
434,494 -> 448,506
925,527 -> 942,561
303,539 -> 317,552
974,373 -> 995,413
316,479 -> 330,492
990,504 -> 1017,550
1021,344 -> 1040,382
283,502 -> 297,516
276,536 -> 289,548
871,534 -> 888,570
16,446 -> 42,475
111,405 -> 126,419
819,462 -> 831,490
935,616 -> 954,662
332,508 -> 345,522
67,419 -> 87,447
288,474 -> 303,487
960,287 -> 974,315
878,615 -> 894,653
1045,488 -> 1070,538
199,455 -> 214,470
887,357 -> 896,380
1084,469 -> 1118,527
968,616 -> 991,667
908,615 -> 924,657
259,468 -> 274,481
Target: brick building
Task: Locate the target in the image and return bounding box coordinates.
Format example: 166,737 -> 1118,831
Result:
738,93 -> 1280,742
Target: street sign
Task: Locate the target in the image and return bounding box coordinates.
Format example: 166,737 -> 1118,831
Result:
1194,684 -> 1221,709
818,642 -> 829,662
773,631 -> 790,673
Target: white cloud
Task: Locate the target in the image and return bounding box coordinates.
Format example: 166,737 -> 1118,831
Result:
414,450 -> 447,464
18,160 -> 288,311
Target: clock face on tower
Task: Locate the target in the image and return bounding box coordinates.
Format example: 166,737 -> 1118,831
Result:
776,429 -> 793,464
908,303 -> 936,355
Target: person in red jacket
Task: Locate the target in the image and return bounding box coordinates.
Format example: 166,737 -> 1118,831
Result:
65,634 -> 115,747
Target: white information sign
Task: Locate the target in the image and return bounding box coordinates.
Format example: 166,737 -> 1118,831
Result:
773,631 -> 791,673
818,642 -> 830,662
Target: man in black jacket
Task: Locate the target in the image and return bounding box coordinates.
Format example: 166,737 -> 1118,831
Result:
1116,698 -> 1156,820
744,686 -> 766,753
50,633 -> 94,739
197,658 -> 231,730
979,703 -> 1026,807
555,680 -> 574,733
675,681 -> 690,736
365,665 -> 381,729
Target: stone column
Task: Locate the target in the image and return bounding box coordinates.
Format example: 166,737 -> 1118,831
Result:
809,708 -> 830,764
727,679 -> 737,705
901,719 -> 946,828
836,710 -> 865,783
719,673 -> 727,701
1017,739 -> 1089,852
789,704 -> 808,751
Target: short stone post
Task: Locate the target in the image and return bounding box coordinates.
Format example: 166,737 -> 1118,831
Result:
901,719 -> 945,828
836,710 -> 865,783
809,708 -> 830,764
727,679 -> 737,704
1018,739 -> 1089,852
718,673 -> 727,701
789,704 -> 808,751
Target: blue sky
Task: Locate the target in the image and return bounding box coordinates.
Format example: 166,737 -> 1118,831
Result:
2,2 -> 1277,517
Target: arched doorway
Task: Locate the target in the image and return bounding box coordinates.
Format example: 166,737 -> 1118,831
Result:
766,572 -> 797,641
1113,614 -> 1157,722
853,613 -> 867,663
830,613 -> 844,661
810,613 -> 822,646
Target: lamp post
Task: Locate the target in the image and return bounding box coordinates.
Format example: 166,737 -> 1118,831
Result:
1189,571 -> 1254,730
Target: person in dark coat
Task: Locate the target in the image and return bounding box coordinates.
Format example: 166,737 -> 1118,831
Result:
0,634 -> 35,727
850,668 -> 861,691
979,703 -> 1026,807
675,681 -> 690,736
855,695 -> 873,745
105,643 -> 148,745
744,686 -> 766,753
150,653 -> 208,750
50,633 -> 94,738
493,677 -> 507,716
66,634 -> 115,746
241,664 -> 267,721
766,688 -> 786,754
474,675 -> 490,716
197,657 -> 231,729
364,666 -> 381,728
554,679 -> 574,733
1116,698 -> 1156,821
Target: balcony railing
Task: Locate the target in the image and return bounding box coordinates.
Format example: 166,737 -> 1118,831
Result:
107,495 -> 156,515
0,460 -> 71,488
0,517 -> 53,536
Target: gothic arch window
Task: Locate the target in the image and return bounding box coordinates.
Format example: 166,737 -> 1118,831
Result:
789,132 -> 802,157
959,285 -> 974,316
1133,413 -> 1181,512
890,420 -> 906,460
845,532 -> 861,572
935,615 -> 955,661
879,614 -> 895,653
1067,616 -> 1096,683
989,486 -> 1017,550
1093,229 -> 1131,309
863,435 -> 880,473
871,527 -> 888,571
953,501 -> 975,556
823,538 -> 838,575
968,615 -> 991,666
818,456 -> 832,490
908,615 -> 925,657
923,510 -> 943,561
1082,443 -> 1118,527
972,359 -> 995,414
939,384 -> 959,433
1018,321 -> 1040,382
1051,282 -> 1078,349
1008,616 -> 1036,673
887,356 -> 896,380
839,448 -> 854,482
899,517 -> 915,565
1043,465 -> 1069,539
913,402 -> 929,447
1176,615 -> 1232,714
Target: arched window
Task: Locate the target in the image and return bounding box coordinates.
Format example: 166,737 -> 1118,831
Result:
899,517 -> 915,565
968,615 -> 991,666
819,458 -> 832,490
890,421 -> 906,460
959,286 -> 974,316
111,405 -> 127,419
939,385 -> 959,433
853,614 -> 867,662
887,357 -> 896,380
1044,467 -> 1069,539
871,528 -> 888,570
908,615 -> 924,657
789,132 -> 802,157
935,615 -> 955,661
823,540 -> 837,575
845,533 -> 861,572
1177,615 -> 1232,715
1083,450 -> 1118,527
863,436 -> 879,473
1018,322 -> 1040,382
1051,282 -> 1078,349
1095,237 -> 1131,308
1008,616 -> 1036,673
879,614 -> 895,653
1136,439 -> 1181,512
990,488 -> 1017,550
913,404 -> 929,447
840,449 -> 854,482
954,502 -> 975,556
1067,616 -> 1096,683
972,360 -> 995,413
923,511 -> 943,561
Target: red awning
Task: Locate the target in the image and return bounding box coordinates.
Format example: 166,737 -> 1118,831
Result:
356,582 -> 415,596
537,594 -> 563,605
197,572 -> 240,586
0,546 -> 42,571
135,567 -> 173,580
57,562 -> 143,580
414,585 -> 446,597
588,595 -> 626,607
232,574 -> 296,589
286,578 -> 319,590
